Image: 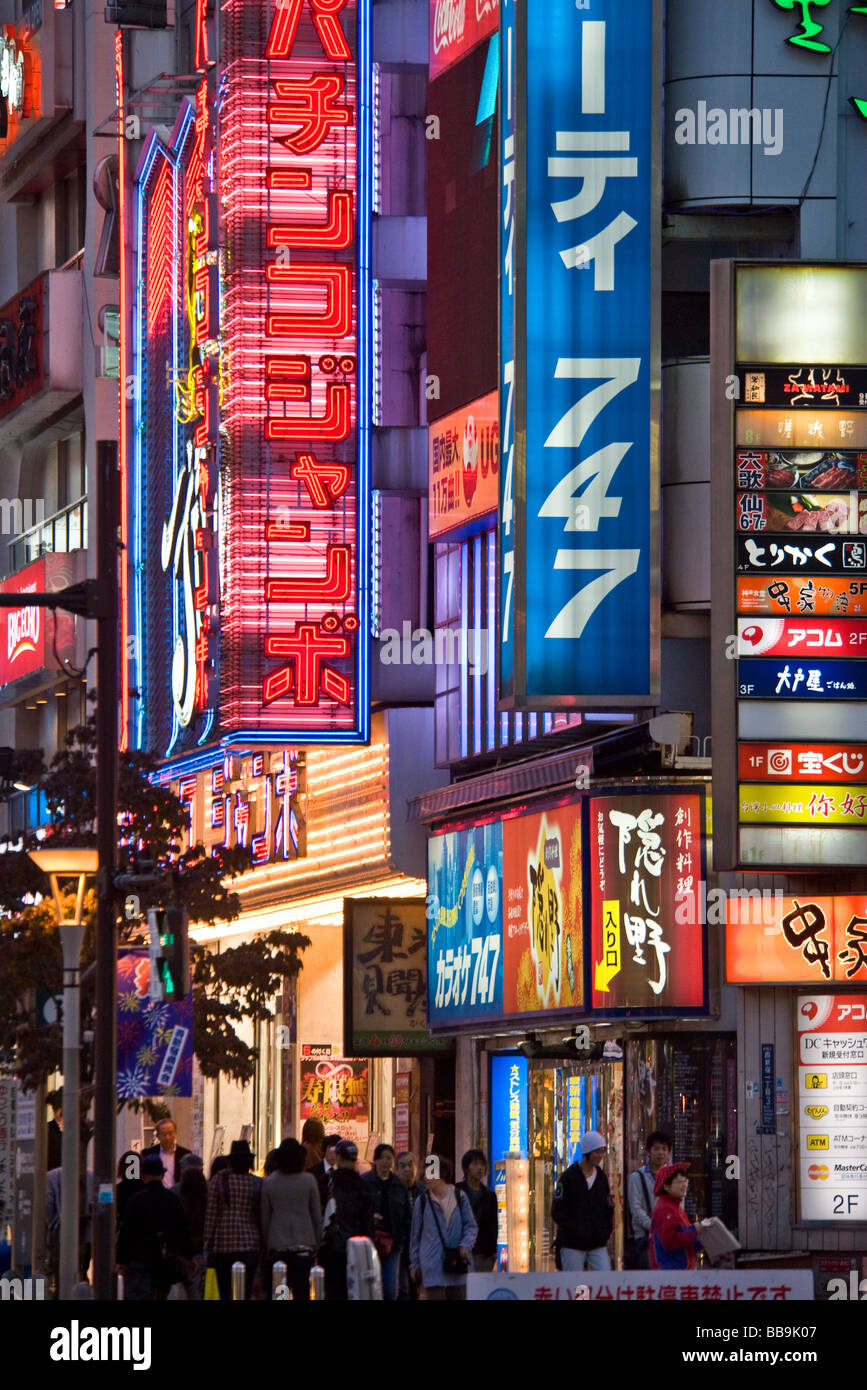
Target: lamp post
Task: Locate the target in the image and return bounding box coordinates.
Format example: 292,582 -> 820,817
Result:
28,848 -> 98,1301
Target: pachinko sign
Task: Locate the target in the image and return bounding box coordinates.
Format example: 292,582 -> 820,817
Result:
430,0 -> 499,81
220,0 -> 370,745
499,0 -> 659,707
589,791 -> 706,1013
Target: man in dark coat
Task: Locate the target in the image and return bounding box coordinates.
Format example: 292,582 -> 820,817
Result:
309,1133 -> 340,1207
551,1130 -> 614,1271
141,1117 -> 191,1186
117,1155 -> 193,1299
319,1140 -> 374,1300
456,1148 -> 499,1271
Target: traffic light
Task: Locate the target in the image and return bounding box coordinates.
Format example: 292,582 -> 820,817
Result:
146,906 -> 190,1001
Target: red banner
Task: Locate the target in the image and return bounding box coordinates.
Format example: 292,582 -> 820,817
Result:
737,574 -> 867,617
738,616 -> 867,658
0,555 -> 76,688
589,792 -> 705,1012
739,743 -> 867,783
429,0 -> 499,81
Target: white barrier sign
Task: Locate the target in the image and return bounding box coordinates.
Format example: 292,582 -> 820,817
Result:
467,1271 -> 814,1301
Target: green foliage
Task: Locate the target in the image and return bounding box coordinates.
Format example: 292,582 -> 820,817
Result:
0,713 -> 309,1093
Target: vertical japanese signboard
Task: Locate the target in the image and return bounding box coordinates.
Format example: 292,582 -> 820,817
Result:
344,898 -> 452,1054
711,263 -> 867,870
589,790 -> 707,1013
220,0 -> 370,746
499,0 -> 660,707
501,804 -> 583,1015
427,822 -> 504,1027
797,994 -> 867,1223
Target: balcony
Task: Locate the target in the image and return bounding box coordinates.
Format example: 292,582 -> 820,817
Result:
7,495 -> 87,574
0,268 -> 83,447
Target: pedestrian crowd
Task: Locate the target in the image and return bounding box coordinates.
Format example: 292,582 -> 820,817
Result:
112,1116 -> 500,1300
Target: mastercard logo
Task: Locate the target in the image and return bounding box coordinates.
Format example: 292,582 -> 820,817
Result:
808,1164 -> 830,1181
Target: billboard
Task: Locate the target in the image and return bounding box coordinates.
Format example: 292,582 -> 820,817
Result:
344,898 -> 452,1054
429,0 -> 499,81
797,994 -> 867,1223
428,390 -> 498,539
299,1055 -> 369,1145
116,950 -> 193,1099
727,895 -> 867,984
0,555 -> 77,689
501,803 -> 583,1015
499,0 -> 659,706
217,0 -> 369,745
427,821 -> 503,1026
711,262 -> 867,871
589,791 -> 706,1013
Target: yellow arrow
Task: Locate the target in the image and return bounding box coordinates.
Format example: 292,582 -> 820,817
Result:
594,901 -> 621,994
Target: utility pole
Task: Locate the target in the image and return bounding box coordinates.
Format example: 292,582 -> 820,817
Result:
92,440 -> 119,1301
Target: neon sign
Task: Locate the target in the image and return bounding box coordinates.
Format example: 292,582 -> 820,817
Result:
166,747 -> 307,865
220,0 -> 370,744
770,1 -> 867,119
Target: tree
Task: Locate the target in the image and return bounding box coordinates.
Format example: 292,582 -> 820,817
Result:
0,713 -> 310,1096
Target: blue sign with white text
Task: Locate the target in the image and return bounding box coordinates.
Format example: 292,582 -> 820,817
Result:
490,1053 -> 529,1161
427,822 -> 504,1026
738,659 -> 867,698
500,0 -> 657,704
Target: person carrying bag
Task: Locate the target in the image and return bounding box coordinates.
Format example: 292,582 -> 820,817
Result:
408,1155 -> 477,1301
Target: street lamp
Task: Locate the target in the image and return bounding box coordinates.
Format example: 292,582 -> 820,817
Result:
28,848 -> 98,1300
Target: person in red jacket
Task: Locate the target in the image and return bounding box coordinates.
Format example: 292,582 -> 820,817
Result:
649,1162 -> 701,1271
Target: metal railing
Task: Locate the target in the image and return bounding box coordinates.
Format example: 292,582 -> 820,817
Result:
7,496 -> 88,572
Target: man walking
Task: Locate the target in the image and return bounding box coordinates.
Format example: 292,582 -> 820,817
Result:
117,1155 -> 193,1300
626,1131 -> 672,1269
142,1117 -> 191,1187
319,1140 -> 374,1300
551,1130 -> 614,1271
396,1152 -> 426,1298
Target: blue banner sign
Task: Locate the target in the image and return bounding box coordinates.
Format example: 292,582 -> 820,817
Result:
490,1053 -> 529,1161
738,659 -> 867,699
499,0 -> 659,705
427,821 -> 504,1026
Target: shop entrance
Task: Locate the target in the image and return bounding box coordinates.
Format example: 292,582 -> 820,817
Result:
528,1057 -> 624,1272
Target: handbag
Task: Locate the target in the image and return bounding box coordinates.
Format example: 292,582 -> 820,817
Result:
425,1192 -> 469,1276
373,1227 -> 394,1259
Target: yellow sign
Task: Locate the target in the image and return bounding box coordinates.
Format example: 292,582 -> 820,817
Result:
804,1105 -> 828,1119
739,785 -> 867,827
594,900 -> 621,993
806,1135 -> 829,1150
804,1074 -> 827,1090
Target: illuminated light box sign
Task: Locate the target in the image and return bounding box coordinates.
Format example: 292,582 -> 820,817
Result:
499,0 -> 660,707
740,824 -> 867,869
738,659 -> 867,699
588,790 -> 706,1014
117,950 -> 193,1099
797,995 -> 867,1224
430,0 -> 499,82
133,79 -> 221,757
428,390 -> 498,540
0,555 -> 76,688
739,742 -> 867,783
737,491 -> 866,534
737,575 -> 867,616
164,746 -> 307,865
489,1053 -> 528,1161
727,895 -> 867,985
427,821 -> 504,1027
739,784 -> 867,826
735,449 -> 867,490
219,0 -> 370,745
0,21 -> 41,159
737,617 -> 867,658
501,803 -> 583,1016
736,369 -> 867,409
737,410 -> 867,450
737,534 -> 867,575
344,898 -> 452,1055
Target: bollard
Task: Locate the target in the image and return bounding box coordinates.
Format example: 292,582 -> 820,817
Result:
309,1264 -> 325,1301
117,1271 -> 124,1301
272,1260 -> 289,1299
231,1260 -> 246,1301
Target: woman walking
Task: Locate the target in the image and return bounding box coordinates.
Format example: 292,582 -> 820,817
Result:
409,1155 -> 477,1301
362,1143 -> 410,1301
261,1138 -> 321,1301
203,1140 -> 262,1300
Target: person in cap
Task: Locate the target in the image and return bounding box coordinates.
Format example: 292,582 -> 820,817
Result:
649,1162 -> 701,1270
203,1139 -> 263,1300
550,1130 -> 614,1271
318,1139 -> 375,1300
116,1155 -> 193,1300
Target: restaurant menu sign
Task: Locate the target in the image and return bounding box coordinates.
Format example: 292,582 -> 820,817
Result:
798,994 -> 867,1223
589,791 -> 706,1013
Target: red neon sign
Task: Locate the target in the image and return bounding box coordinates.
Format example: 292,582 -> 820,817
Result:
221,0 -> 362,738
